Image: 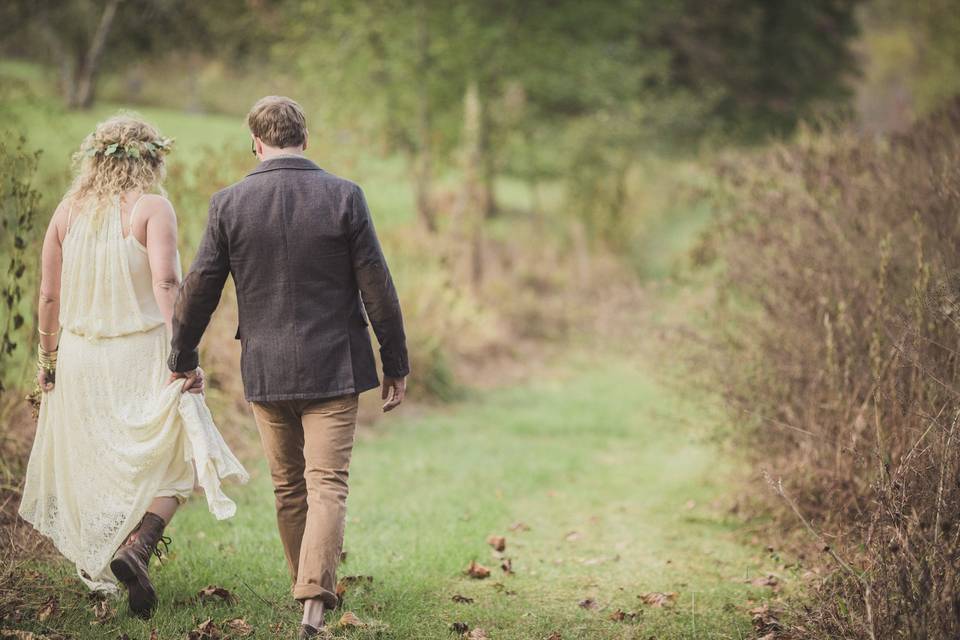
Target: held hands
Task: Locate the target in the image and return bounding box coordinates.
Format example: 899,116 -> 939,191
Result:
37,368 -> 55,393
381,375 -> 406,412
168,367 -> 206,394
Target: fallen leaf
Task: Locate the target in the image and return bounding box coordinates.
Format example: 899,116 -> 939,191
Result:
608,608 -> 639,622
224,618 -> 253,636
500,558 -> 513,574
466,629 -> 489,639
508,522 -> 531,532
544,634 -> 562,640
638,592 -> 678,608
149,629 -> 159,640
486,535 -> 506,552
451,594 -> 474,604
36,596 -> 58,622
337,611 -> 366,629
564,531 -> 581,542
749,604 -> 784,636
466,561 -> 491,579
749,575 -> 781,591
197,585 -> 236,604
92,599 -> 114,623
187,618 -> 220,640
335,574 -> 373,606
1,632 -> 46,640
578,598 -> 598,610
450,622 -> 469,634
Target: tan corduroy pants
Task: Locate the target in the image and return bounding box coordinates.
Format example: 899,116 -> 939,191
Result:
250,394 -> 359,609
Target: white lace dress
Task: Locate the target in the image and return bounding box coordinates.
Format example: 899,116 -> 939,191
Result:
18,196 -> 249,593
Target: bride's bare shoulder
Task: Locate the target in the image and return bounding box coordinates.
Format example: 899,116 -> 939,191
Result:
137,194 -> 177,224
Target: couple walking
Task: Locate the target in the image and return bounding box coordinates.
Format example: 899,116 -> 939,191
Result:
18,96 -> 409,638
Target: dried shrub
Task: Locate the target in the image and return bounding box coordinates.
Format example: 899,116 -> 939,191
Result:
704,98 -> 960,639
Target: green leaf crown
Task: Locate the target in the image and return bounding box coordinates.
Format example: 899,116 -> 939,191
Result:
86,137 -> 174,160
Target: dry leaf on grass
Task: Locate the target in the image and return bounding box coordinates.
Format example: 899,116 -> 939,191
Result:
465,629 -> 489,639
508,522 -> 530,532
577,598 -> 598,610
465,560 -> 491,579
187,618 -> 221,640
337,611 -> 366,629
608,609 -> 639,622
450,622 -> 469,634
564,531 -> 581,542
224,618 -> 253,636
0,632 -> 46,640
486,535 -> 506,552
749,604 -> 784,637
500,558 -> 513,574
544,634 -> 562,640
149,629 -> 159,640
335,575 -> 373,605
197,585 -> 236,604
638,592 -> 677,607
748,575 -> 781,591
36,596 -> 58,622
451,594 -> 474,604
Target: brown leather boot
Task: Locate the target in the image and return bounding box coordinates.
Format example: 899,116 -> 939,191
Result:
109,512 -> 170,618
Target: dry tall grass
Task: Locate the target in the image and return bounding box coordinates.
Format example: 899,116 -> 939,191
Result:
704,99 -> 960,638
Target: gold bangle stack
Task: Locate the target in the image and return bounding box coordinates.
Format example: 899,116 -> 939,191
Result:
38,327 -> 59,337
37,344 -> 58,382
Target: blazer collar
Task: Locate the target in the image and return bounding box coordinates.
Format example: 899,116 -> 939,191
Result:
247,155 -> 323,176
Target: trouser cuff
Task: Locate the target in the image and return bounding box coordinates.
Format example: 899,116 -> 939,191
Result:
293,584 -> 339,610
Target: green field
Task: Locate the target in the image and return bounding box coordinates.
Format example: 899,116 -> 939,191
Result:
18,351 -> 783,639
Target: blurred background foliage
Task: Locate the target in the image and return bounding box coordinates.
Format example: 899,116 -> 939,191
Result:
2,2 -> 960,637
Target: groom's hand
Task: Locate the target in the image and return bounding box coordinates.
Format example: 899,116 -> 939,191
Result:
168,367 -> 205,394
381,375 -> 406,412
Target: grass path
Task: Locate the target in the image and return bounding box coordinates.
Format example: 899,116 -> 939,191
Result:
20,351 -> 784,639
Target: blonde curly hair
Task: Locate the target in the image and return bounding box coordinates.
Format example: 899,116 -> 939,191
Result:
65,114 -> 173,209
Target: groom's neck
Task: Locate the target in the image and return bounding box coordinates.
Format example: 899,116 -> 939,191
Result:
260,146 -> 305,160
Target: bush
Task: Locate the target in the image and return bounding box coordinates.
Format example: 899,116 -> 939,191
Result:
0,137 -> 42,410
704,99 -> 960,638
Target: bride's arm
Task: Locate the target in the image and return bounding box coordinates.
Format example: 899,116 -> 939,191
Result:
141,195 -> 180,335
36,202 -> 67,391
142,196 -> 204,394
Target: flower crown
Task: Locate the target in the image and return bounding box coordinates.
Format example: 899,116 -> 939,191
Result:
86,136 -> 174,160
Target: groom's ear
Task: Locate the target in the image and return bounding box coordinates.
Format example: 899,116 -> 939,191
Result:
302,132 -> 308,152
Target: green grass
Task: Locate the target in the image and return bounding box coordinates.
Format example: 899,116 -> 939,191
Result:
16,352 -> 785,639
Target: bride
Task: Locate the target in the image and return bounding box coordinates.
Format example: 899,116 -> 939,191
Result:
18,114 -> 249,618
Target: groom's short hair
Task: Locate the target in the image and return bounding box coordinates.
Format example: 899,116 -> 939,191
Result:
247,96 -> 308,148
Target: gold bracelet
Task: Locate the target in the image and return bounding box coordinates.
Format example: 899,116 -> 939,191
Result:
37,344 -> 58,367
38,327 -> 60,337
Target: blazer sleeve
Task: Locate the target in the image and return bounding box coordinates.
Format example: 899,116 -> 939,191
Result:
168,195 -> 230,372
348,185 -> 410,379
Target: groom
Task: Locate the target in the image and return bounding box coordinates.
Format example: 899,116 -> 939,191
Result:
168,96 -> 409,638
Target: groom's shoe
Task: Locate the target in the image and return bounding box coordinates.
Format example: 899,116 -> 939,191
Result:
109,512 -> 170,618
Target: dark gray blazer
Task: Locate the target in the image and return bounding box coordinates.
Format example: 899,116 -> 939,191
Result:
168,155 -> 409,402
